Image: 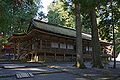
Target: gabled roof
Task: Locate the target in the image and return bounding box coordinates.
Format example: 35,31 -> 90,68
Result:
33,19 -> 91,40
9,19 -> 111,44
32,19 -> 111,44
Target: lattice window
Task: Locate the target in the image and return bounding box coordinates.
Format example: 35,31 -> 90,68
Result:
51,42 -> 59,48
86,46 -> 89,51
89,47 -> 92,51
60,43 -> 66,49
67,44 -> 74,49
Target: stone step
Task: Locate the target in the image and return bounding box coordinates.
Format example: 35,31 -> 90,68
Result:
4,65 -> 25,69
16,73 -> 34,79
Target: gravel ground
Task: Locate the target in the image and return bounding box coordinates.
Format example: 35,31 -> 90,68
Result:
0,61 -> 120,80
0,73 -> 89,80
0,67 -> 62,76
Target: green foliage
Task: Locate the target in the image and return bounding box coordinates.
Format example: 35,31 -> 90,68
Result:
47,0 -> 120,42
98,1 -> 120,41
47,0 -> 92,33
81,14 -> 91,33
47,0 -> 75,29
0,0 -> 40,36
0,37 -> 8,44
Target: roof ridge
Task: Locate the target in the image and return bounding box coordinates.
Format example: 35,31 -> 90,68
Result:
33,19 -> 91,35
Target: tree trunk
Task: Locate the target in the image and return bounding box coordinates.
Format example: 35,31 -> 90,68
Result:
74,2 -> 85,68
90,8 -> 103,68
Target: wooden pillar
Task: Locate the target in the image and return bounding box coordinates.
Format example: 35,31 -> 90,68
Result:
16,40 -> 20,60
17,41 -> 20,54
31,53 -> 34,62
44,53 -> 46,62
63,54 -> 66,61
31,38 -> 35,50
71,54 -> 73,61
34,53 -> 37,62
40,40 -> 42,49
13,42 -> 16,60
29,40 -> 32,50
54,53 -> 57,61
34,53 -> 38,62
88,42 -> 89,54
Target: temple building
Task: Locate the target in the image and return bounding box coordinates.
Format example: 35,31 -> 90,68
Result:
9,19 -> 111,62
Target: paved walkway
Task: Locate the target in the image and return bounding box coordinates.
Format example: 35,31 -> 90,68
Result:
0,61 -> 120,80
46,61 -> 120,80
0,73 -> 85,80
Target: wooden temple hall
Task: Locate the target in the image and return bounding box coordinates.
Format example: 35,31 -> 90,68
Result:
9,19 -> 111,62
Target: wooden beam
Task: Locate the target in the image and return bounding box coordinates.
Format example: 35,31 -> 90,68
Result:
44,53 -> 46,62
